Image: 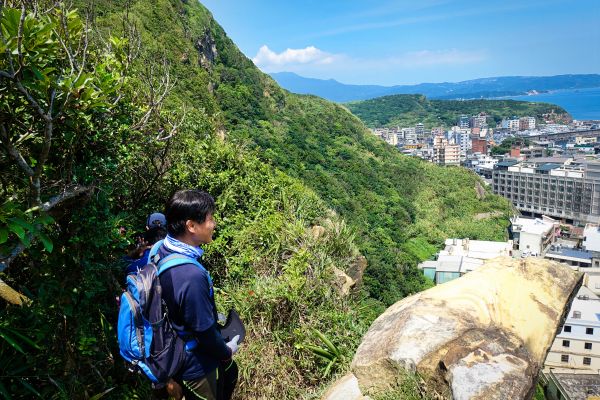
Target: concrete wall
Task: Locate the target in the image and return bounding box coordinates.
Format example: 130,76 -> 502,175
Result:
520,231 -> 542,255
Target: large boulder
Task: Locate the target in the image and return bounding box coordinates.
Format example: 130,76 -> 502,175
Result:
324,257 -> 582,400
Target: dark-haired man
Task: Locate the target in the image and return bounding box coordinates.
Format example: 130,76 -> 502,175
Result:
158,190 -> 239,400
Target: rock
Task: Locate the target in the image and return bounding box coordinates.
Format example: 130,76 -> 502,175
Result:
332,267 -> 355,296
195,29 -> 217,69
347,255 -> 367,290
311,225 -> 326,239
322,373 -> 369,400
340,257 -> 581,399
475,181 -> 486,200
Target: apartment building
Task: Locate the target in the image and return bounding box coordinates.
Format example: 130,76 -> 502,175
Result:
433,135 -> 460,166
545,286 -> 600,372
493,158 -> 600,224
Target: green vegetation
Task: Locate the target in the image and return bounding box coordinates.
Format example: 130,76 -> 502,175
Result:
490,137 -> 532,156
345,94 -> 570,128
0,1 -> 512,399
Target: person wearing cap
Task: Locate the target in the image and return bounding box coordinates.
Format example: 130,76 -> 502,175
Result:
123,212 -> 168,277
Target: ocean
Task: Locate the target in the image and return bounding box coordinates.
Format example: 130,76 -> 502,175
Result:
501,87 -> 600,121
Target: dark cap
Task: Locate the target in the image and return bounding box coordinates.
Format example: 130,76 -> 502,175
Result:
146,212 -> 167,229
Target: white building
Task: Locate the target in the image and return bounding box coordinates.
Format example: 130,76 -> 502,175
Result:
511,216 -> 558,256
545,286 -> 600,372
418,238 -> 513,284
403,127 -> 417,144
584,224 -> 600,253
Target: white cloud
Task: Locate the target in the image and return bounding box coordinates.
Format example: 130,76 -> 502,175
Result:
252,45 -> 339,71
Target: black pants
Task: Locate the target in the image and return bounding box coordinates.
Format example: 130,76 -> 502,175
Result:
180,360 -> 238,400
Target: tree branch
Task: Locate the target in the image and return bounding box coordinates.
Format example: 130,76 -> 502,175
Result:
0,185 -> 93,271
0,123 -> 34,176
40,184 -> 92,212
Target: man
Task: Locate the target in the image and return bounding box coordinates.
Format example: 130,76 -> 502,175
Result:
158,190 -> 239,400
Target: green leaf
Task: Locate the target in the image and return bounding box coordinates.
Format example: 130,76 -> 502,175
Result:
313,329 -> 340,357
2,327 -> 41,350
88,387 -> 114,400
19,380 -> 41,398
0,330 -> 25,354
0,380 -> 12,400
37,232 -> 53,253
0,229 -> 7,244
9,217 -> 35,232
7,222 -> 25,239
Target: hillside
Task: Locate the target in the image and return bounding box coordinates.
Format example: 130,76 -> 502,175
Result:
271,71 -> 600,102
345,94 -> 571,128
0,1 -> 512,399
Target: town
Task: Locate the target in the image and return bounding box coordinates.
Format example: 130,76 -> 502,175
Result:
373,114 -> 600,398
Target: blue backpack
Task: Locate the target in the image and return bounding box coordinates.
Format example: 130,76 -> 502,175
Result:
117,240 -> 205,384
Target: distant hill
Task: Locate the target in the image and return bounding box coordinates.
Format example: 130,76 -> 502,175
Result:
345,94 -> 570,128
271,72 -> 600,103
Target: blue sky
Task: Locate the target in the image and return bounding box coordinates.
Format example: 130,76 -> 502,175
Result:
201,0 -> 600,86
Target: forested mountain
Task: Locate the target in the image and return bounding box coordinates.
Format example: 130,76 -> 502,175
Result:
345,94 -> 570,128
0,1 -> 512,398
272,71 -> 600,102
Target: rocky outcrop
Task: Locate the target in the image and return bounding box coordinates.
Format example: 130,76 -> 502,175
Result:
195,29 -> 217,69
323,257 -> 582,400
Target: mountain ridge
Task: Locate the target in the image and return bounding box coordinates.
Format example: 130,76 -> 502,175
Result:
271,71 -> 600,102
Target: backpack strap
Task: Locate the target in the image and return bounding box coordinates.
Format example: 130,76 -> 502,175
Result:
157,253 -> 205,275
156,252 -> 212,352
148,239 -> 165,264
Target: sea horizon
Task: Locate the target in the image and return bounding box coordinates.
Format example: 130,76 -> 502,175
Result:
496,86 -> 600,121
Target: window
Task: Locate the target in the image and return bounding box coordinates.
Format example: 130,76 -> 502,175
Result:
585,342 -> 593,350
587,327 -> 594,335
561,354 -> 569,363
564,325 -> 572,332
562,340 -> 570,347
584,357 -> 592,366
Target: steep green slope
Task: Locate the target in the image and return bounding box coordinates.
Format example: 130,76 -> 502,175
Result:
345,93 -> 571,128
1,1 -> 513,399
88,0 -> 513,304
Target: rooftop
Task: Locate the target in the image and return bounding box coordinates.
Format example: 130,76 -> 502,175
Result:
547,371 -> 600,400
546,247 -> 594,262
441,238 -> 513,260
565,286 -> 600,324
511,217 -> 557,236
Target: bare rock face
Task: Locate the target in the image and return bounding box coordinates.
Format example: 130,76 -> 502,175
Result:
195,29 -> 217,69
324,257 -> 582,400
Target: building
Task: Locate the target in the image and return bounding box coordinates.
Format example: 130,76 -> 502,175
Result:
455,131 -> 472,155
470,114 -> 487,129
415,123 -> 425,140
403,127 -> 417,144
459,115 -> 470,129
493,158 -> 600,225
418,238 -> 513,284
545,286 -> 600,372
541,370 -> 600,400
433,135 -> 460,166
471,138 -> 488,154
519,116 -> 536,131
545,247 -> 594,268
510,216 -> 558,256
584,225 -> 600,253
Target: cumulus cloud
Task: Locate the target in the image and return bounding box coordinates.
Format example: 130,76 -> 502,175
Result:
252,45 -> 339,71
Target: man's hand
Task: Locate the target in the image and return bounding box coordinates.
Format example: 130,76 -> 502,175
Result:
226,335 -> 240,356
166,379 -> 183,400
